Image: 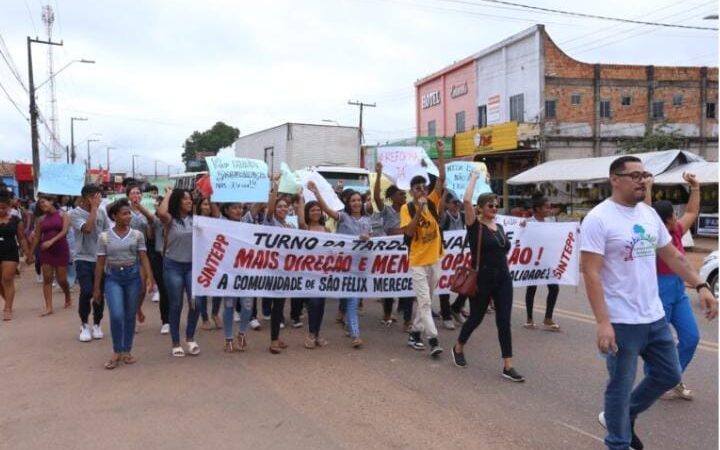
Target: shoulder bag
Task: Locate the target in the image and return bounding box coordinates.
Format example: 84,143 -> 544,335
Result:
450,221 -> 482,298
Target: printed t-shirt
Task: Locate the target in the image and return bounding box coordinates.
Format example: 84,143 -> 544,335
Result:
400,190 -> 444,267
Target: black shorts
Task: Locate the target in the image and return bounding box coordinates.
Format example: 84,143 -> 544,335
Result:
0,248 -> 19,263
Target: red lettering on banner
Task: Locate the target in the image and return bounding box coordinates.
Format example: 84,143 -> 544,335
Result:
552,232 -> 575,279
233,249 -> 279,270
198,234 -> 230,288
283,254 -> 352,273
371,254 -> 409,274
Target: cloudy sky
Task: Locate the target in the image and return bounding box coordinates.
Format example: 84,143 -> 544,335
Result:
0,0 -> 717,176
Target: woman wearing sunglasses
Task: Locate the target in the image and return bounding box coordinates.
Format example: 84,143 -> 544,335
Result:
451,171 -> 524,382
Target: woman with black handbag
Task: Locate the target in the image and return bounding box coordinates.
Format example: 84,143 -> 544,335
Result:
451,171 -> 524,382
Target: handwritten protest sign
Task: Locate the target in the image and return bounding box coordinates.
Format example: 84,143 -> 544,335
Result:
445,161 -> 491,202
206,156 -> 270,203
378,147 -> 431,190
38,162 -> 85,196
192,216 -> 581,298
296,169 -> 344,211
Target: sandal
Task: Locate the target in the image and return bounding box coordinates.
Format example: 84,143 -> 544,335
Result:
212,315 -> 223,329
351,337 -> 363,348
186,341 -> 201,356
315,336 -> 328,347
236,333 -> 247,351
172,346 -> 185,357
543,319 -> 561,331
269,341 -> 284,354
122,354 -> 137,364
201,321 -> 213,331
224,340 -> 236,353
304,335 -> 317,349
104,356 -> 121,370
3,310 -> 12,321
524,321 -> 537,329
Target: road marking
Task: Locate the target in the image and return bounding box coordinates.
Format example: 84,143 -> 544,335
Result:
514,304 -> 718,353
553,420 -> 605,444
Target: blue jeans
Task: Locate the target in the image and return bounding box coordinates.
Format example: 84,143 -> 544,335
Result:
104,265 -> 141,353
604,319 -> 681,450
657,274 -> 700,372
223,297 -> 252,339
342,297 -> 360,338
163,258 -> 199,346
198,296 -> 221,322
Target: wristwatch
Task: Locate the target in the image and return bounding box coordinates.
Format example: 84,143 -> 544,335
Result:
695,282 -> 711,293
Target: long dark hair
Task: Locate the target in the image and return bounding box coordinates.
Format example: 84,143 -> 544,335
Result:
531,192 -> 549,213
304,200 -> 326,226
168,188 -> 192,224
220,202 -> 243,221
343,190 -> 366,216
194,196 -> 211,216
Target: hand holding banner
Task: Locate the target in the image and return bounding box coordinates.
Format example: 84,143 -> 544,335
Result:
38,162 -> 85,196
206,156 -> 270,203
445,161 -> 491,202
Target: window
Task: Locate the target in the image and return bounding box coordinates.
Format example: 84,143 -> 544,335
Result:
652,101 -> 664,119
509,94 -> 524,122
707,102 -> 717,119
621,96 -> 632,106
600,100 -> 611,119
428,120 -> 436,137
673,95 -> 683,107
455,111 -> 466,133
571,94 -> 581,105
478,105 -> 487,128
545,100 -> 557,119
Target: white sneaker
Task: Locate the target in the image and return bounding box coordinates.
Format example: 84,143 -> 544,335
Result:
443,320 -> 456,330
36,273 -> 43,283
233,311 -> 241,322
160,323 -> 170,335
152,292 -> 160,302
79,325 -> 92,342
280,322 -> 285,329
262,314 -> 271,321
598,411 -> 606,429
91,324 -> 104,339
250,319 -> 261,330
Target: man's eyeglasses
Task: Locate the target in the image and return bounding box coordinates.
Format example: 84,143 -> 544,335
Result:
614,171 -> 653,182
485,203 -> 498,209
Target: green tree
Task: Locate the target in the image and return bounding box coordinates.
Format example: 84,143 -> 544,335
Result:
616,123 -> 688,154
182,121 -> 240,171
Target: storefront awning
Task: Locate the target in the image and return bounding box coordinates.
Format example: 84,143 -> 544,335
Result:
652,161 -> 718,186
507,150 -> 704,185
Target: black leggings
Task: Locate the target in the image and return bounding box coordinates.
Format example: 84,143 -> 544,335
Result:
269,298 -> 286,340
149,251 -> 169,324
439,294 -> 467,320
382,297 -> 414,321
457,270 -> 513,358
525,285 -> 559,322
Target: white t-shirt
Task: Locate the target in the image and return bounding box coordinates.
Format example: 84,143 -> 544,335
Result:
580,199 -> 672,325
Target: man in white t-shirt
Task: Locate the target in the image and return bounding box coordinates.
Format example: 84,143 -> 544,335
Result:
581,156 -> 717,450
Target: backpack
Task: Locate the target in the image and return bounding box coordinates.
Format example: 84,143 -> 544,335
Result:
404,200 -> 445,254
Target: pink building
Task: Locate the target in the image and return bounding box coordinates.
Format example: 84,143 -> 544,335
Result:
415,58 -> 478,138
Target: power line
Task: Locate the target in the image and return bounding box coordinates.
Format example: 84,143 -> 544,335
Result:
23,0 -> 39,35
0,79 -> 30,121
436,0 -> 718,30
0,36 -> 29,92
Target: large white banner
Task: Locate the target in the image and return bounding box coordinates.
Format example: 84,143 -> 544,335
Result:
192,216 -> 580,298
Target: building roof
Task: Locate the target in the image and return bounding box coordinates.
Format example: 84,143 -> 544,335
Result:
236,122 -> 359,140
415,25 -> 543,87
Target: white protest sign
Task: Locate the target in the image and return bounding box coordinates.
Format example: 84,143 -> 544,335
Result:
206,156 -> 270,203
192,216 -> 581,298
38,162 -> 85,196
297,169 -> 344,211
420,148 -> 439,177
278,162 -> 301,194
378,146 -> 433,190
445,161 -> 491,202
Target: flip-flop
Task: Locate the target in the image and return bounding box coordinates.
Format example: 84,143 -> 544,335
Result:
104,358 -> 120,370
3,311 -> 12,321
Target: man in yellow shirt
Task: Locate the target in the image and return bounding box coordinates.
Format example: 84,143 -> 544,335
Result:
400,140 -> 446,357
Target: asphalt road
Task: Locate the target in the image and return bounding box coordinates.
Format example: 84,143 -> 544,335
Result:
0,256 -> 717,450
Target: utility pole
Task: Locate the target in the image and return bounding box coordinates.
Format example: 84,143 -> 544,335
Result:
106,146 -> 115,174
86,138 -> 99,171
28,36 -> 63,194
154,160 -> 158,180
70,117 -> 87,164
132,154 -> 139,179
348,100 -> 376,145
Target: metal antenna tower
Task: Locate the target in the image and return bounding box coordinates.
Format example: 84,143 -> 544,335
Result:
42,5 -> 62,160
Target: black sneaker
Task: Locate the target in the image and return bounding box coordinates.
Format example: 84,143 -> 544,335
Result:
502,367 -> 525,382
598,412 -> 643,450
428,337 -> 443,357
292,319 -> 303,328
451,346 -> 466,367
407,332 -> 425,350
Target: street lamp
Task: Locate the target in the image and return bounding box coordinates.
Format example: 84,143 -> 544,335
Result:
86,136 -> 101,171
106,146 -> 115,174
131,155 -> 140,179
69,117 -> 87,163
35,59 -> 95,90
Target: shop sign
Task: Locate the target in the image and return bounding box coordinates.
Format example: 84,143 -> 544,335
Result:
488,94 -> 501,125
450,82 -> 468,98
454,122 -> 518,156
416,136 -> 453,158
697,213 -> 718,236
421,90 -> 441,109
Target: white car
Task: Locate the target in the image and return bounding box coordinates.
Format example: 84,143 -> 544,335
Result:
698,251 -> 718,298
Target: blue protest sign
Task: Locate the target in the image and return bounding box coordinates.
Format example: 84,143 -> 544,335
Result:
37,162 -> 85,196
445,161 -> 492,202
206,156 -> 270,203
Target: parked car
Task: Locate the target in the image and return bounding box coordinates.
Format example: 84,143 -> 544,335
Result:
698,251 -> 718,298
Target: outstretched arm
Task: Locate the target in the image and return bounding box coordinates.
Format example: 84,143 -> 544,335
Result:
307,181 -> 340,221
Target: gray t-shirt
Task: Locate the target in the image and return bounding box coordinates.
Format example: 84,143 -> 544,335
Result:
165,216 -> 193,263
70,207 -> 111,262
152,218 -> 164,254
336,211 -> 372,237
369,211 -> 385,237
442,211 -> 465,231
97,228 -> 146,265
130,209 -> 149,233
381,206 -> 401,235
264,216 -> 295,229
